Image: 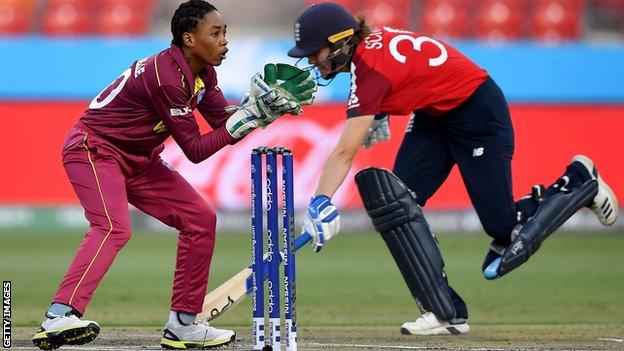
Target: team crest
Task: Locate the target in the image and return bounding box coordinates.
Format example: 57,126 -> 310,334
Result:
294,22 -> 301,42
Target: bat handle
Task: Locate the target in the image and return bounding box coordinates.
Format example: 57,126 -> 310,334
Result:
259,231 -> 312,286
294,231 -> 312,250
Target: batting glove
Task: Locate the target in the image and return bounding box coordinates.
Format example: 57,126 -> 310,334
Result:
363,114 -> 390,149
303,195 -> 341,253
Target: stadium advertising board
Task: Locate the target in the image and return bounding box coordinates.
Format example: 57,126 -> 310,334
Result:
1,103 -> 622,210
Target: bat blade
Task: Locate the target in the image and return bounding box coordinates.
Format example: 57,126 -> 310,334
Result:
198,267 -> 251,321
198,232 -> 311,321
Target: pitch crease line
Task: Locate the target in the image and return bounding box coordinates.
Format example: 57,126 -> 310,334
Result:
597,337 -> 624,342
308,342 -> 507,350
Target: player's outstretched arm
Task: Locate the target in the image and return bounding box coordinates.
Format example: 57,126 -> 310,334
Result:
316,114 -> 375,197
304,114 -> 375,252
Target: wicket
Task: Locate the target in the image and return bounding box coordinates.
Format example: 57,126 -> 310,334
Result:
251,147 -> 297,351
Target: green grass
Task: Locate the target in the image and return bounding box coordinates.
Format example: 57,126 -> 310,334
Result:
1,230 -> 623,328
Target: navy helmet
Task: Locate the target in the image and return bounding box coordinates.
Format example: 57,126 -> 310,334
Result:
288,2 -> 360,58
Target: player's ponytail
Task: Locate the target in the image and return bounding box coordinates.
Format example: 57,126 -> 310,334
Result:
355,14 -> 373,41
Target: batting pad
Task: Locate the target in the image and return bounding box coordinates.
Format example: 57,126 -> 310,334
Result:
355,167 -> 456,321
493,178 -> 598,278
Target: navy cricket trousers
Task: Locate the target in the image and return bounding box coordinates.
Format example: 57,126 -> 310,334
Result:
393,77 -> 517,244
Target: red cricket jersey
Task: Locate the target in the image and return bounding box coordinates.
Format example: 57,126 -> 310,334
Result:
77,45 -> 233,166
347,27 -> 489,117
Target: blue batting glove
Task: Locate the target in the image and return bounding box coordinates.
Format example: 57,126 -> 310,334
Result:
302,195 -> 341,253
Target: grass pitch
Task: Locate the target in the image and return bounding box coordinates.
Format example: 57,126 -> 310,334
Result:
2,229 -> 623,349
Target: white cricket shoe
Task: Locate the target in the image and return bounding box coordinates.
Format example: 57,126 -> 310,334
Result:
161,319 -> 235,349
32,313 -> 100,350
401,312 -> 469,335
572,155 -> 618,226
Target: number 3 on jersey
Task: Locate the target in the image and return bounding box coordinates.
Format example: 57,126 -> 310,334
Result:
389,33 -> 448,67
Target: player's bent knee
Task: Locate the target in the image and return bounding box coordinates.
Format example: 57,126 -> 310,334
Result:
185,204 -> 217,238
199,207 -> 217,233
89,220 -> 132,247
182,210 -> 216,256
110,225 -> 132,246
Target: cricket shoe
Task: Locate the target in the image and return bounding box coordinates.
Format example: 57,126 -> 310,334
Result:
161,320 -> 235,349
32,313 -> 100,350
401,312 -> 469,335
572,155 -> 618,226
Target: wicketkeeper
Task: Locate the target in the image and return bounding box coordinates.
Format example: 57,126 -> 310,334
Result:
292,2 -> 618,335
32,1 -> 316,350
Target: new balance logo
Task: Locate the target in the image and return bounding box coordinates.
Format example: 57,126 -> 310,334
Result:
473,147 -> 484,157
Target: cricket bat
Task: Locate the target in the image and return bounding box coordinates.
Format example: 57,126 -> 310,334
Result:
198,231 -> 311,321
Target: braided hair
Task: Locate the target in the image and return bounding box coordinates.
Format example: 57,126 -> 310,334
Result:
171,0 -> 218,47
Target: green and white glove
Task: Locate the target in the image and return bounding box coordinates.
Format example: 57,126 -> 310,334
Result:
263,63 -> 317,109
225,64 -> 318,139
225,73 -> 299,139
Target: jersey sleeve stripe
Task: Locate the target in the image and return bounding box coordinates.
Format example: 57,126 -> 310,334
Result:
154,55 -> 162,87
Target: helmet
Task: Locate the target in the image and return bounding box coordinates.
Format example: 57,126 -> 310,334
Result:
287,2 -> 360,58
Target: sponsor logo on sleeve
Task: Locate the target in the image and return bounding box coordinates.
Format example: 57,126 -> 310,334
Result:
134,58 -> 147,78
170,107 -> 193,117
347,62 -> 360,109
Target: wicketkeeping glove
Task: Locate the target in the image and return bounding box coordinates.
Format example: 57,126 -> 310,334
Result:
225,63 -> 317,138
225,73 -> 299,138
302,195 -> 341,253
363,113 -> 390,149
263,63 -> 317,108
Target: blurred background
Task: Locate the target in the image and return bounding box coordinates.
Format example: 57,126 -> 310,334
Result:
2,0 -> 624,40
1,0 -> 623,233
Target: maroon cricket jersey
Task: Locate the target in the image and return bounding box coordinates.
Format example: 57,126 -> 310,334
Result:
346,27 -> 489,118
78,45 -> 233,167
